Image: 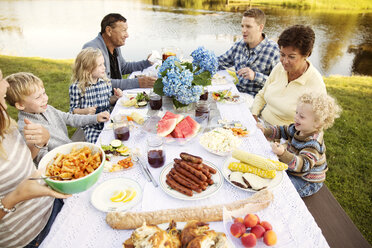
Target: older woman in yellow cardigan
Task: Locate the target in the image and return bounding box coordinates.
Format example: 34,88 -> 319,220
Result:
251,25 -> 326,126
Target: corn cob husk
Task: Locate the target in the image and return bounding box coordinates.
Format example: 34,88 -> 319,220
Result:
232,149 -> 277,171
228,162 -> 276,179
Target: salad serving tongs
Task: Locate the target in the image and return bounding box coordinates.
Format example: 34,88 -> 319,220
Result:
132,149 -> 158,187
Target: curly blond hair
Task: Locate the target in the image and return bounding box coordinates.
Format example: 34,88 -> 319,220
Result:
298,93 -> 342,131
72,47 -> 108,94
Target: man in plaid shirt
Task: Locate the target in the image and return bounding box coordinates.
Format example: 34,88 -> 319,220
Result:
218,8 -> 280,98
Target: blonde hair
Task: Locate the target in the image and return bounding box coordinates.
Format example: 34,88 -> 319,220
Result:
298,93 -> 342,131
5,72 -> 44,107
72,47 -> 108,94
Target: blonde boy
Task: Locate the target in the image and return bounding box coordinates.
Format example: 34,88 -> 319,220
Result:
5,72 -> 109,163
258,93 -> 341,197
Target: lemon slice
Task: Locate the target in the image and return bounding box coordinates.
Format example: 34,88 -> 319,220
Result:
121,188 -> 137,203
116,146 -> 129,154
110,190 -> 126,202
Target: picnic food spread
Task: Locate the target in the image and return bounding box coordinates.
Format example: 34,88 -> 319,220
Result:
157,111 -> 200,139
106,190 -> 273,229
212,89 -> 241,103
122,91 -> 149,108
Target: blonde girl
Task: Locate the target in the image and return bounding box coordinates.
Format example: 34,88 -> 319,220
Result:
69,47 -> 122,143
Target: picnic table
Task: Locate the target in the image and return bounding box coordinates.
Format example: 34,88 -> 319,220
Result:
40,71 -> 329,248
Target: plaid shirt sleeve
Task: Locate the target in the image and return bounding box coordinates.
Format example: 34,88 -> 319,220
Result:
217,42 -> 239,70
69,83 -> 81,113
253,42 -> 280,87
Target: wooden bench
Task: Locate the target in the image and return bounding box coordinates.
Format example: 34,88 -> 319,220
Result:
302,184 -> 370,248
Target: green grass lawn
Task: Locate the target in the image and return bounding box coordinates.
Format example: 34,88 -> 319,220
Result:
0,55 -> 371,243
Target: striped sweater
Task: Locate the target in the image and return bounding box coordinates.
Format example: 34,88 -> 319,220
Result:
0,127 -> 54,248
264,124 -> 327,183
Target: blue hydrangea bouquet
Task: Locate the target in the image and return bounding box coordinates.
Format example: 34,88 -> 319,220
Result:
153,46 -> 218,109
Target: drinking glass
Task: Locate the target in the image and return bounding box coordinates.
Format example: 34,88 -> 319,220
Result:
149,91 -> 162,110
113,115 -> 130,141
147,135 -> 166,168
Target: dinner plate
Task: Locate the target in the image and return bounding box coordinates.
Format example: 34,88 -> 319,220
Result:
91,178 -> 142,212
222,157 -> 283,192
159,161 -> 223,200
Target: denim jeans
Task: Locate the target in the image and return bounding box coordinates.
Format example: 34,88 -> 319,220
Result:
24,199 -> 64,248
287,173 -> 323,198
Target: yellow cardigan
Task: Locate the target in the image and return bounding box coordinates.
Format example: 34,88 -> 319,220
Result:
251,61 -> 326,126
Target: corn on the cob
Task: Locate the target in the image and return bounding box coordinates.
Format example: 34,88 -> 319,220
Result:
228,162 -> 276,179
232,149 -> 277,171
130,112 -> 144,125
268,159 -> 288,171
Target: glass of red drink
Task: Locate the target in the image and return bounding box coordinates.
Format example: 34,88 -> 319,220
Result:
147,136 -> 165,168
149,91 -> 162,110
113,115 -> 130,141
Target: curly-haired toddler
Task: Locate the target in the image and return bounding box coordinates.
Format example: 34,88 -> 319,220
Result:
257,93 -> 342,197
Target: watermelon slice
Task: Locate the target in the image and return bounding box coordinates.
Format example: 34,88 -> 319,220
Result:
157,118 -> 178,137
162,111 -> 184,124
183,116 -> 200,138
171,119 -> 191,138
171,116 -> 200,138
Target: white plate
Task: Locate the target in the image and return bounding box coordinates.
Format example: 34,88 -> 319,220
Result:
91,178 -> 142,212
159,161 -> 223,200
222,157 -> 283,192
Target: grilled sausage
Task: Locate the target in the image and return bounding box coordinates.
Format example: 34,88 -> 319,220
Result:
180,152 -> 203,164
166,177 -> 193,197
171,172 -> 202,193
174,164 -> 207,190
202,163 -> 217,174
178,161 -> 207,181
170,168 -> 202,191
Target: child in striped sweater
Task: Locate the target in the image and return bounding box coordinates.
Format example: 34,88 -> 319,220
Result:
257,93 -> 341,197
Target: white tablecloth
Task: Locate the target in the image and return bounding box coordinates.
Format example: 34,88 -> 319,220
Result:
40,71 -> 328,248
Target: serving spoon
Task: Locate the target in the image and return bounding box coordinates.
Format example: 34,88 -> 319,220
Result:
28,175 -> 72,180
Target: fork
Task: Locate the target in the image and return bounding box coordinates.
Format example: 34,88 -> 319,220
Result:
29,175 -> 72,180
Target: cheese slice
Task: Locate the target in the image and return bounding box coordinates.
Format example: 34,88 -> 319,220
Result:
242,173 -> 271,190
229,171 -> 248,189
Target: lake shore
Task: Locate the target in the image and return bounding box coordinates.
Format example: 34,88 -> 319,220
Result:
0,54 -> 371,243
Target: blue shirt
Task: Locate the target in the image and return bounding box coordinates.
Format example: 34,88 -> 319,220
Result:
218,35 -> 280,96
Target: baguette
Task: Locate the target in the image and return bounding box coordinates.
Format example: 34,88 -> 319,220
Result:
106,190 -> 273,229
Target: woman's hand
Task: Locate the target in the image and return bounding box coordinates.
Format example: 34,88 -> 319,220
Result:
271,142 -> 285,156
1,170 -> 71,218
23,118 -> 50,147
237,67 -> 255,80
97,111 -> 110,123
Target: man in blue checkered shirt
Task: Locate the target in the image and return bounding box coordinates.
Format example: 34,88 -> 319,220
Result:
218,8 -> 280,98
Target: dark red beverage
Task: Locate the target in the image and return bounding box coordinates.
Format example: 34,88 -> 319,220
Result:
114,126 -> 130,141
147,150 -> 165,168
199,90 -> 208,100
149,97 -> 162,110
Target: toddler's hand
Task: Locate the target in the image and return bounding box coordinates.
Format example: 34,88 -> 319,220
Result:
85,106 -> 97,115
113,88 -> 123,98
97,111 -> 110,122
256,123 -> 264,133
271,142 -> 285,156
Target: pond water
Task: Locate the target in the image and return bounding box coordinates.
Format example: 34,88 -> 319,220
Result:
0,0 -> 371,76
